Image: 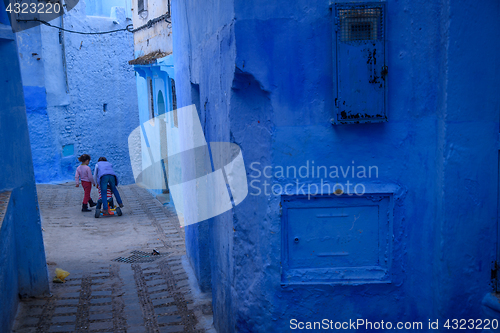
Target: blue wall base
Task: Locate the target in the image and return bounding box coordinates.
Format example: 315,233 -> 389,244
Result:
482,293 -> 500,332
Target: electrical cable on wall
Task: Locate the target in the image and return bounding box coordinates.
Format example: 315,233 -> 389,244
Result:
17,18 -> 134,34
17,11 -> 171,35
131,12 -> 171,33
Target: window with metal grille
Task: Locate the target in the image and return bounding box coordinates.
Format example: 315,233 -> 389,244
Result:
350,22 -> 372,40
138,0 -> 146,13
338,6 -> 382,42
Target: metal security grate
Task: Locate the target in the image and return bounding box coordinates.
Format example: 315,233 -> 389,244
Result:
337,5 -> 383,42
113,250 -> 166,263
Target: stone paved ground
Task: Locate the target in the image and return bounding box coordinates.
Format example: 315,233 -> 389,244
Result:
12,184 -> 215,333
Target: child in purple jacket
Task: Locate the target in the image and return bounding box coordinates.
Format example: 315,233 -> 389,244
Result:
93,157 -> 124,215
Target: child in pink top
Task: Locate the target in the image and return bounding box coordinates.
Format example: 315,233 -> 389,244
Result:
75,154 -> 96,211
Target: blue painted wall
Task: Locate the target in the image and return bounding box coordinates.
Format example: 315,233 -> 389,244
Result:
86,0 -> 132,19
173,0 -> 500,332
434,1 -> 500,320
0,193 -> 19,332
171,0 -> 235,299
17,0 -> 139,184
16,24 -> 64,183
0,7 -> 50,330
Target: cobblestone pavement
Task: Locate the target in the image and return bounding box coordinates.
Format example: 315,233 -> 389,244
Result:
12,184 -> 214,333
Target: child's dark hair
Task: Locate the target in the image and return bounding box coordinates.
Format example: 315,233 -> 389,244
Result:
78,154 -> 90,163
98,157 -> 107,162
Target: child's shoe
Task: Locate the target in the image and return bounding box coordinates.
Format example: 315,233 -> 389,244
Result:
101,208 -> 112,215
82,204 -> 91,212
88,198 -> 96,207
119,203 -> 124,208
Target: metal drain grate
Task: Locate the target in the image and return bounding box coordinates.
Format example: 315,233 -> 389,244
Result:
113,250 -> 166,263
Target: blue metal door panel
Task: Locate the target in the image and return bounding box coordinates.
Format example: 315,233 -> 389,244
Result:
333,2 -> 387,124
287,206 -> 379,269
281,194 -> 393,285
337,43 -> 385,121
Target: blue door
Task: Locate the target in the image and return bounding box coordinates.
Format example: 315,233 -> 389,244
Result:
333,3 -> 387,124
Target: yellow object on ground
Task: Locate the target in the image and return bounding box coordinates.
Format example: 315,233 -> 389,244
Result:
55,268 -> 70,282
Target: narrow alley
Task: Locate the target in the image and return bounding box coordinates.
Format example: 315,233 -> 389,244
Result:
2,0 -> 500,331
12,184 -> 214,333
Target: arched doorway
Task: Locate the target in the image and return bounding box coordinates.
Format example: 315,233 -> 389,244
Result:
157,90 -> 166,115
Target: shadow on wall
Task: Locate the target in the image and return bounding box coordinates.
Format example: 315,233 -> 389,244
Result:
0,17 -> 50,332
23,86 -> 70,183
